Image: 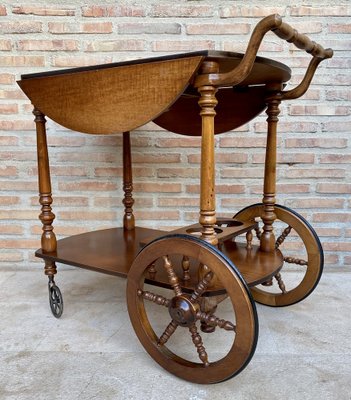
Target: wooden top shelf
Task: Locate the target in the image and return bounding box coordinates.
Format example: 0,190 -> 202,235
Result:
17,51 -> 290,136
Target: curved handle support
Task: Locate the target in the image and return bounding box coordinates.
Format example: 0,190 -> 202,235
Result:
194,14 -> 333,88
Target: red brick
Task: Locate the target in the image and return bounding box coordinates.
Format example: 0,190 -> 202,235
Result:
134,211 -> 179,220
12,5 -> 75,16
327,58 -> 351,69
289,105 -> 350,116
119,23 -> 181,34
250,184 -> 310,194
223,41 -> 284,53
221,168 -> 264,179
283,168 -> 345,179
59,211 -> 116,220
219,137 -> 268,148
155,137 -> 201,148
0,136 -> 18,146
94,196 -> 153,208
328,24 -> 351,34
188,153 -> 248,164
0,196 -> 20,205
152,40 -> 215,52
284,198 -> 344,209
158,197 -> 199,207
17,40 -> 79,52
57,152 -> 116,163
0,56 -> 45,67
134,182 -> 181,193
28,166 -> 86,177
157,168 -> 199,179
0,166 -> 18,176
220,6 -> 286,17
0,89 -> 27,100
252,153 -> 315,164
291,6 -> 351,16
0,40 -> 11,51
315,228 -> 342,237
322,121 -> 351,132
82,5 -> 145,17
186,23 -> 249,35
254,121 -> 318,133
48,22 -> 112,34
132,153 -> 180,164
151,5 -> 214,17
59,181 -> 117,192
344,256 -> 351,266
221,197 -> 261,209
0,252 -> 23,262
323,242 -> 351,252
0,74 -> 14,85
285,138 -> 347,149
0,5 -> 6,15
0,225 -> 23,235
345,229 -> 351,238
316,183 -> 351,194
326,89 -> 351,101
0,210 -> 37,220
85,40 -> 146,52
320,154 -> 351,164
52,56 -> 113,68
0,21 -> 42,34
0,104 -> 18,114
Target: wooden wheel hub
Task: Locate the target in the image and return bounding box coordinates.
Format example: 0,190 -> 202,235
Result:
169,295 -> 198,327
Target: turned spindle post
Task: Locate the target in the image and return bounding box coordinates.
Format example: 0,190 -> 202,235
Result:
197,61 -> 219,246
122,131 -> 135,230
33,107 -> 57,276
260,86 -> 282,253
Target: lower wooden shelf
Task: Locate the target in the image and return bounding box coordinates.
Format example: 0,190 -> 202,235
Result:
36,227 -> 283,294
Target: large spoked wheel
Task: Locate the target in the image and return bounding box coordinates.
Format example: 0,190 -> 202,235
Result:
234,203 -> 324,307
127,234 -> 258,384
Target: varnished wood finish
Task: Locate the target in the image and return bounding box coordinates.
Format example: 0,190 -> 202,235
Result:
260,87 -> 282,252
35,227 -> 165,277
122,131 -> 135,230
33,108 -> 57,255
153,86 -> 268,136
234,204 -> 324,306
18,56 -> 204,134
127,234 -> 258,384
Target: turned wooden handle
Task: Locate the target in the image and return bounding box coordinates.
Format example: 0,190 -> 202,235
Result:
272,19 -> 333,59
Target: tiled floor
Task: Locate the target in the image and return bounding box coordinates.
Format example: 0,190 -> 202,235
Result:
0,267 -> 350,400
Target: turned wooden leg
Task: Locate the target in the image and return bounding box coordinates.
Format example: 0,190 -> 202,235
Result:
122,131 -> 135,230
260,87 -> 282,253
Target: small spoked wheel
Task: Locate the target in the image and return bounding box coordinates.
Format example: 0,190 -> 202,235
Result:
48,281 -> 63,318
234,203 -> 324,307
127,234 -> 258,384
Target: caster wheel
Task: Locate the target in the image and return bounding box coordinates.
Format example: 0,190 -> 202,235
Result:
234,203 -> 324,307
127,234 -> 258,384
48,282 -> 63,318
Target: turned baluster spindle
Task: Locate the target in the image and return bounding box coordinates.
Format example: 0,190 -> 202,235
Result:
33,108 -> 57,255
260,87 -> 282,252
246,230 -> 253,250
198,61 -> 219,247
189,324 -> 209,367
122,131 -> 135,230
181,256 -> 191,281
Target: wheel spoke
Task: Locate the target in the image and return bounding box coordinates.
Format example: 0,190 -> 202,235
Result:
137,289 -> 170,308
274,272 -> 287,294
284,256 -> 308,266
275,225 -> 292,249
189,324 -> 209,367
158,320 -> 178,346
190,270 -> 214,303
196,311 -> 236,332
162,256 -> 182,296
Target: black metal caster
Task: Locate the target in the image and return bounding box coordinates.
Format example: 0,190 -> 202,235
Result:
48,277 -> 63,318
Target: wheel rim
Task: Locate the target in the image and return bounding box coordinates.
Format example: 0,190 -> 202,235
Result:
234,204 -> 324,306
49,284 -> 63,318
127,234 -> 258,384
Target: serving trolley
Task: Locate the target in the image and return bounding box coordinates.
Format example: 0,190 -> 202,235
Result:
18,15 -> 333,383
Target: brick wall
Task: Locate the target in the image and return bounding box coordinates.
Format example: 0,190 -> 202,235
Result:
0,1 -> 350,269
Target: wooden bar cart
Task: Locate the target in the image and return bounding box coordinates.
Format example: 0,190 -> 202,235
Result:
18,15 -> 333,384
